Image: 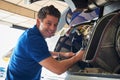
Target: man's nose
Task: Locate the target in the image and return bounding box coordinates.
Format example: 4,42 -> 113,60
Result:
50,25 -> 57,31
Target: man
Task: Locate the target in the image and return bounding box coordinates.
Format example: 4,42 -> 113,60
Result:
6,5 -> 84,80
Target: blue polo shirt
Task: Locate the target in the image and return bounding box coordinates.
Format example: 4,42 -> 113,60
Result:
6,25 -> 51,80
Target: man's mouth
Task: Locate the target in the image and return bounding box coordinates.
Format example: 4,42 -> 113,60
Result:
47,30 -> 54,36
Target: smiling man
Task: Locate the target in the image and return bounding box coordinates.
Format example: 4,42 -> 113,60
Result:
6,5 -> 84,80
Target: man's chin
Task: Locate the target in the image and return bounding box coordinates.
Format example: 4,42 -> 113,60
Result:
46,34 -> 54,38
46,35 -> 53,38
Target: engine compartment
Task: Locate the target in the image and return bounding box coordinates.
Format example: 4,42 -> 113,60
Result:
54,1 -> 120,78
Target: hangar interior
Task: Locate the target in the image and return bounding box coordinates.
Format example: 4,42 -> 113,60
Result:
0,0 -> 120,80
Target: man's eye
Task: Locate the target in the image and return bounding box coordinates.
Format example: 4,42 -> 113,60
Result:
47,23 -> 51,26
54,24 -> 57,28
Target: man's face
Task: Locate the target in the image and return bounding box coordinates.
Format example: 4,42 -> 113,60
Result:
38,15 -> 59,38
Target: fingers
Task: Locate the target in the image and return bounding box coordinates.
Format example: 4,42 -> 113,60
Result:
64,52 -> 75,58
76,50 -> 85,60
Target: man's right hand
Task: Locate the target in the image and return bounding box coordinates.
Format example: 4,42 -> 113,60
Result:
75,49 -> 85,61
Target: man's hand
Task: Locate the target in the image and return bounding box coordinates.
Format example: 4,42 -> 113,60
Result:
50,51 -> 75,59
75,49 -> 85,61
60,52 -> 75,58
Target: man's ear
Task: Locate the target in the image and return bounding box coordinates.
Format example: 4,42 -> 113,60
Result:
36,18 -> 40,28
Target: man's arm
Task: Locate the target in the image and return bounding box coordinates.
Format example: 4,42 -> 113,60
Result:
50,51 -> 75,59
39,50 -> 84,75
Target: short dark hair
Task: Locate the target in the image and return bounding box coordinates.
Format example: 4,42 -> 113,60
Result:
37,5 -> 61,21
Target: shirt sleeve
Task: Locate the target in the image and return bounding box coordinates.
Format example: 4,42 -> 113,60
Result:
28,35 -> 51,62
